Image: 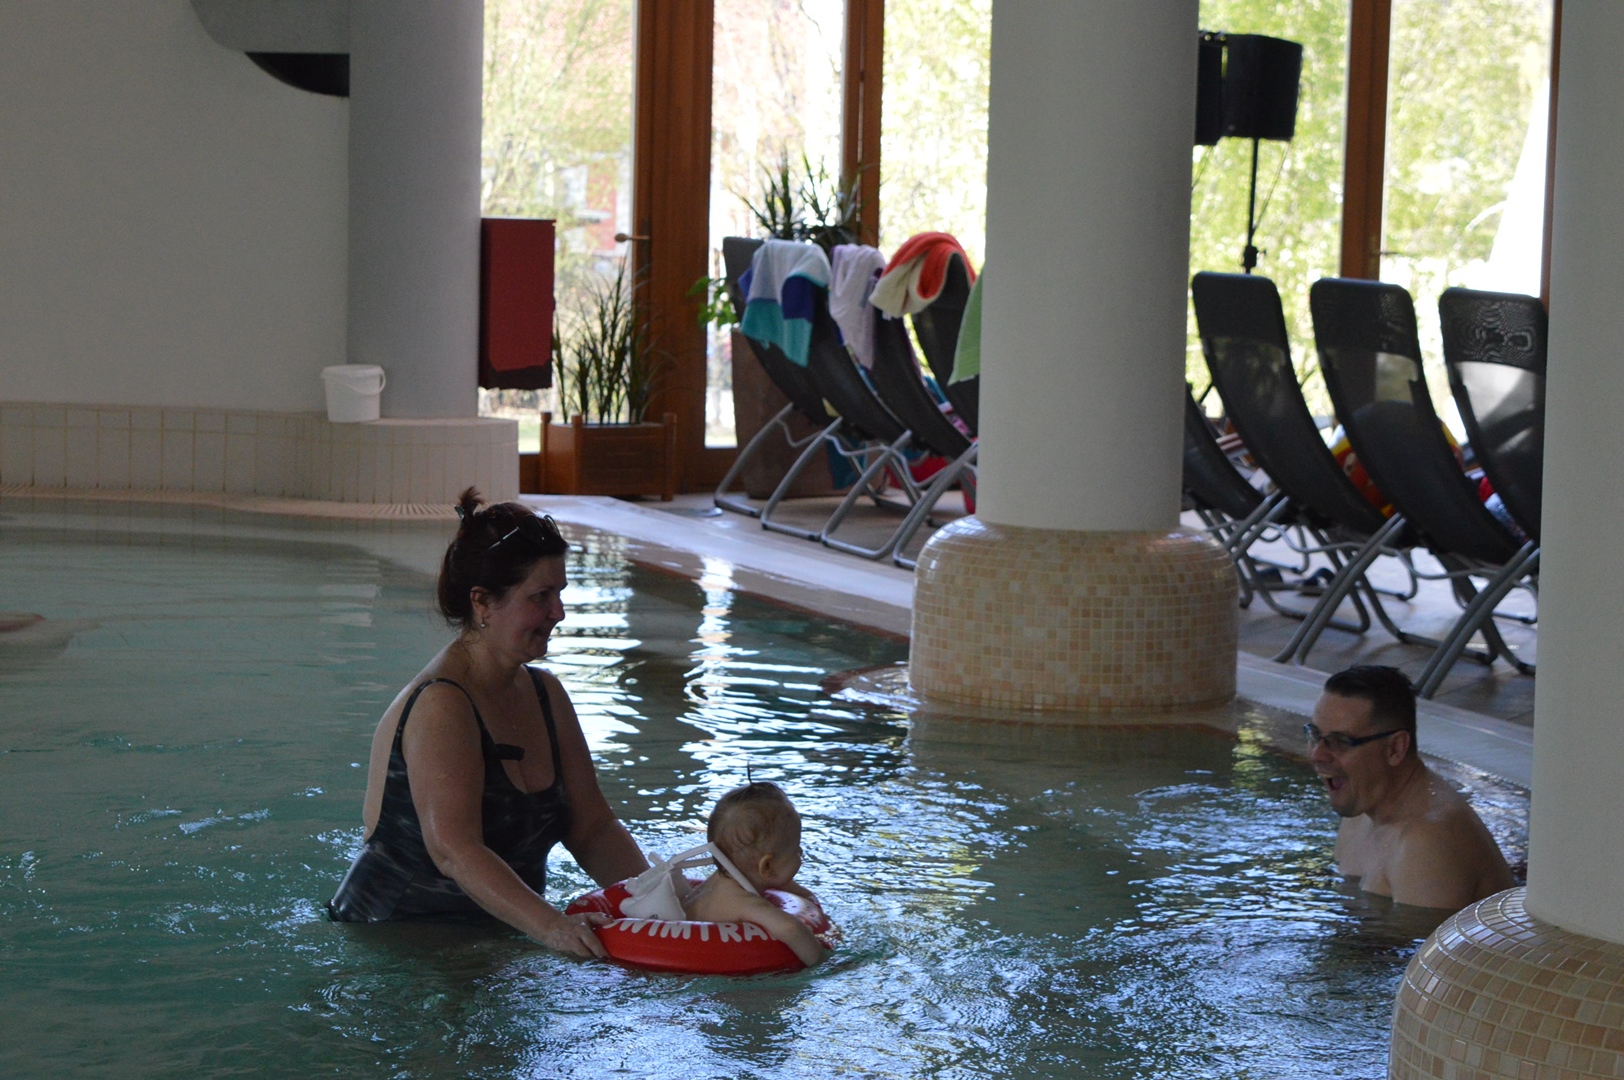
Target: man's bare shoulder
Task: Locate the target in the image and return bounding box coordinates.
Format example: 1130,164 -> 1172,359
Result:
1389,789 -> 1512,910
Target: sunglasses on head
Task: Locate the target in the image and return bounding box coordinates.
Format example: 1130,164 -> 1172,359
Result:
486,513 -> 563,556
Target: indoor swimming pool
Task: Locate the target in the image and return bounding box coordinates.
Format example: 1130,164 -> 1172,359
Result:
0,498 -> 1528,1078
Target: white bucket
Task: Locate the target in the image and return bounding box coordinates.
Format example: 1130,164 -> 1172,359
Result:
321,365 -> 386,423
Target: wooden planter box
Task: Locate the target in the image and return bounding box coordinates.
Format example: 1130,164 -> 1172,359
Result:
538,411 -> 677,500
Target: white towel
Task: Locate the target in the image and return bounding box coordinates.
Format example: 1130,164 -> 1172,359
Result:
745,239 -> 831,304
830,244 -> 887,369
619,841 -> 760,921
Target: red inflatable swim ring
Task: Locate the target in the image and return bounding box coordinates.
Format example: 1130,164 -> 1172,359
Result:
566,877 -> 832,975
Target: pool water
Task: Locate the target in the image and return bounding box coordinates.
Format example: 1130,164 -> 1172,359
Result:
0,499 -> 1522,1078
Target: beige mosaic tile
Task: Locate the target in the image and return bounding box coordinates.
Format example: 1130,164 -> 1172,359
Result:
909,517 -> 1237,715
0,402 -> 519,504
1391,888 -> 1624,1080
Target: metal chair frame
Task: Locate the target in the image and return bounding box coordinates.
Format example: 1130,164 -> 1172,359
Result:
757,294 -> 924,542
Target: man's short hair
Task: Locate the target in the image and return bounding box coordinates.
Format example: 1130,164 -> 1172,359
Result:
1323,665 -> 1417,740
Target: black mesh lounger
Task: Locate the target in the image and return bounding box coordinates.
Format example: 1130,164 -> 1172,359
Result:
1192,271 -> 1427,664
718,238 -> 925,542
1409,286 -> 1547,696
757,277 -> 924,541
910,255 -> 978,435
1438,287 -> 1544,543
1180,385 -> 1319,613
1311,278 -> 1537,695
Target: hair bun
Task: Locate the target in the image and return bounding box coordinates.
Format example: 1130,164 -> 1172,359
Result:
455,487 -> 484,526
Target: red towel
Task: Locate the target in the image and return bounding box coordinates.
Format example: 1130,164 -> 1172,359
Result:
871,232 -> 977,315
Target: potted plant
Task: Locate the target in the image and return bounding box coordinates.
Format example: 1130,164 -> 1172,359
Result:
744,150 -> 862,254
538,262 -> 676,499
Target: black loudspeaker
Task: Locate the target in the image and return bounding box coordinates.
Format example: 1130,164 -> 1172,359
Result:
1195,33 -> 1225,146
1221,34 -> 1303,142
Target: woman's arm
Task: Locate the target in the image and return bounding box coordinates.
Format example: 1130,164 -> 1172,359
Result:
402,684 -> 608,957
541,672 -> 649,885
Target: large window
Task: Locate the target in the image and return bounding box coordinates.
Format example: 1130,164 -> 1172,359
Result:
877,0 -> 992,269
1190,1 -> 1353,411
479,0 -> 636,451
706,0 -> 846,448
1381,0 -> 1552,421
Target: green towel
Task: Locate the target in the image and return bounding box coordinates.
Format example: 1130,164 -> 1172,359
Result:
951,268 -> 983,384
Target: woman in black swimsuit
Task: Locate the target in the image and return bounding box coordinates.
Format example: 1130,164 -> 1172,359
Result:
328,489 -> 647,956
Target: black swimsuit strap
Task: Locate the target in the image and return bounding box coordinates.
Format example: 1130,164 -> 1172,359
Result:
391,678 -> 492,756
393,672 -> 564,788
525,667 -> 566,784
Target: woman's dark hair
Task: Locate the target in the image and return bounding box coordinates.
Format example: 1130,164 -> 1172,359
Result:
436,487 -> 569,630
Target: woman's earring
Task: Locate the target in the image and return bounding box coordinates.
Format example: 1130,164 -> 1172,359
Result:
480,620 -> 489,629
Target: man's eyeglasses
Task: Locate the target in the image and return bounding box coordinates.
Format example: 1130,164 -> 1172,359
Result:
1303,723 -> 1404,753
486,513 -> 563,556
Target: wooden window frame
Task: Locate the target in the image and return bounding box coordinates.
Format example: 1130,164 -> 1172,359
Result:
1339,0 -> 1391,281
843,0 -> 884,247
633,3 -> 1565,486
632,0 -> 716,491
632,0 -> 881,490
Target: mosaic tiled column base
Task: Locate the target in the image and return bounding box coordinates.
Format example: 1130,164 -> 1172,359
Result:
909,517 -> 1237,715
1391,888 -> 1624,1080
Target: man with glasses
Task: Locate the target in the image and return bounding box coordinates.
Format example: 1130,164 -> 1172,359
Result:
1309,665 -> 1513,911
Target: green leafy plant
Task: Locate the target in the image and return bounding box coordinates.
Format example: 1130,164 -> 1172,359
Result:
554,261 -> 664,425
687,274 -> 740,331
741,150 -> 862,255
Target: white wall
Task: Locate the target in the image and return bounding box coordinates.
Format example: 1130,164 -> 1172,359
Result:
0,1 -> 348,412
1525,0 -> 1624,947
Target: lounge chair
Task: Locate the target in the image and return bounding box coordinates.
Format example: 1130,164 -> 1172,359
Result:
822,309 -> 978,564
1408,286 -> 1547,695
1437,287 -> 1544,542
713,237 -> 842,518
910,254 -> 978,434
1192,271 -> 1426,662
1180,384 -> 1317,611
718,237 -> 923,542
1310,278 -> 1536,694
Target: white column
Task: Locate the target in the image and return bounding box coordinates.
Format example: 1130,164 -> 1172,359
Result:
975,1 -> 1197,532
1525,0 -> 1624,947
347,0 -> 483,419
909,2 -> 1231,717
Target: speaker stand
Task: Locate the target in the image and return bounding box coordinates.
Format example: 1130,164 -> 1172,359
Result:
1242,136 -> 1261,274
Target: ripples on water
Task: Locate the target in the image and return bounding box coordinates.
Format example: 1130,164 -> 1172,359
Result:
0,502 -> 1525,1078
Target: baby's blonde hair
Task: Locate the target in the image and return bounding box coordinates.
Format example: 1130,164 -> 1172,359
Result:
707,781 -> 799,863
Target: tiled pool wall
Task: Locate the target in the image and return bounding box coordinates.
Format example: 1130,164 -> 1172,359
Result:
0,403 -> 518,504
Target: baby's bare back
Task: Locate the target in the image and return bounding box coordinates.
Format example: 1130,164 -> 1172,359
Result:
683,873 -> 753,923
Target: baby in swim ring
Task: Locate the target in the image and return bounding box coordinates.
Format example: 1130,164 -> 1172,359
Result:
682,781 -> 828,968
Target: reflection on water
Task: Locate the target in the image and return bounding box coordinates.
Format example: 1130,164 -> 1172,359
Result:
0,500 -> 1526,1079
